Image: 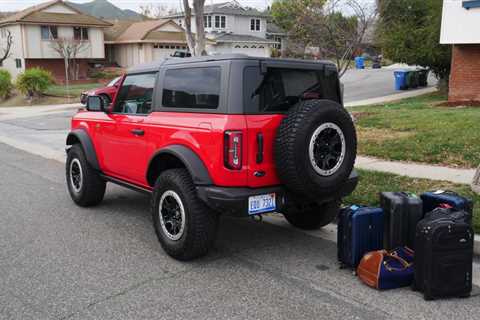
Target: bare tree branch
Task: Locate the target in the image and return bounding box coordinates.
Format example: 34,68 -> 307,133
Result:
0,30 -> 13,65
50,38 -> 89,81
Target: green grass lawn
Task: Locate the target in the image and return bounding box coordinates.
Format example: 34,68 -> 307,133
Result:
349,93 -> 480,168
343,169 -> 480,232
45,83 -> 100,97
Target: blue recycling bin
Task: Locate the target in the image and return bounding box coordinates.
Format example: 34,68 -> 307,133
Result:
355,56 -> 365,69
394,70 -> 408,90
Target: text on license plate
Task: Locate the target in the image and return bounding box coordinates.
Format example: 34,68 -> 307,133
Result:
248,193 -> 276,215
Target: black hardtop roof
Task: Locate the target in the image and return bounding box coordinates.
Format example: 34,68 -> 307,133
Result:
127,54 -> 337,74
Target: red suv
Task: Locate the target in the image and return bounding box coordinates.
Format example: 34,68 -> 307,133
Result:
80,76 -> 122,105
66,54 -> 358,260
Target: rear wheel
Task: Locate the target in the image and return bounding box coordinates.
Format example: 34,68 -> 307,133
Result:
151,169 -> 219,261
282,200 -> 340,230
66,144 -> 106,207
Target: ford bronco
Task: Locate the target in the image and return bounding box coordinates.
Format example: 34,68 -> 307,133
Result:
66,54 -> 358,260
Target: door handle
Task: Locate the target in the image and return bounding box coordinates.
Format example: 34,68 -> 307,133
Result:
130,129 -> 144,136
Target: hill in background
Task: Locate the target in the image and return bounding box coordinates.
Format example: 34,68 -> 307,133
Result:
67,0 -> 145,21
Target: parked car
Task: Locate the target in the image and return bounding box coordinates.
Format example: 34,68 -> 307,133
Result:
66,54 -> 358,261
171,50 -> 191,58
80,77 -> 122,105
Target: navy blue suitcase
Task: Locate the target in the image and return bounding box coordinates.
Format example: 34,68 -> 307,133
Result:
338,205 -> 384,268
421,191 -> 473,220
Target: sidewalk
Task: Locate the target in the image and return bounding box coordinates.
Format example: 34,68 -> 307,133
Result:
356,156 -> 476,185
0,103 -> 82,121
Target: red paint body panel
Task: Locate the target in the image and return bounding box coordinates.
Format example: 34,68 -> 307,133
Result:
71,110 -> 284,189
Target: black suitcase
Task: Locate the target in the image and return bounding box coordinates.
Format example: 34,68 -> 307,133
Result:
380,192 -> 423,250
413,209 -> 473,300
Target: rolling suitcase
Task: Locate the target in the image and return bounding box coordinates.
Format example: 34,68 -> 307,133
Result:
380,192 -> 423,250
413,209 -> 473,300
337,205 -> 384,269
421,190 -> 473,218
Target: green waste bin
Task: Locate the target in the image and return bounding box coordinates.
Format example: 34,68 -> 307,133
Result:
417,69 -> 429,87
406,70 -> 419,89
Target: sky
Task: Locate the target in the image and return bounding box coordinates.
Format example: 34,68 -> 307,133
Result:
0,0 -> 273,12
0,0 -> 375,13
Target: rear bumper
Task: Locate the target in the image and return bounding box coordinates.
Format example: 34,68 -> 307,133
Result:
197,170 -> 359,216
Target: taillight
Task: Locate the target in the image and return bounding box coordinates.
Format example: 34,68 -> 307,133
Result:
224,130 -> 243,170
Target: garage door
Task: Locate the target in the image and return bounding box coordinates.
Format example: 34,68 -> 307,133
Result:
153,48 -> 175,60
231,46 -> 269,57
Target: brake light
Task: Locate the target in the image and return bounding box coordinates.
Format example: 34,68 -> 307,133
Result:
224,131 -> 243,170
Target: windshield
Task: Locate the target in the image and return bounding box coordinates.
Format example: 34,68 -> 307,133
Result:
107,77 -> 121,87
243,66 -> 340,113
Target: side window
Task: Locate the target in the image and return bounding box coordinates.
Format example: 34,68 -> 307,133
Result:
162,67 -> 221,110
114,73 -> 157,115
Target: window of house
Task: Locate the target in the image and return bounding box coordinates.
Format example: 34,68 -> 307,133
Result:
73,27 -> 88,41
243,45 -> 249,48
204,15 -> 212,28
259,45 -> 264,48
15,59 -> 22,69
214,15 -> 226,29
162,67 -> 221,109
235,45 -> 241,48
178,19 -> 182,27
250,19 -> 260,31
41,26 -> 58,40
274,36 -> 282,50
114,73 -> 157,115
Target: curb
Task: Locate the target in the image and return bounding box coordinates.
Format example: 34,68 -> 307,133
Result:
262,215 -> 480,256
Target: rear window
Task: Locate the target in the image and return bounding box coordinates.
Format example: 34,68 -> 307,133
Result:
243,66 -> 340,113
162,67 -> 221,109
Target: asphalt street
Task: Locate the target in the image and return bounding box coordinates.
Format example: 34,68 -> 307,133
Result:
1,139 -> 480,319
0,67 -> 467,320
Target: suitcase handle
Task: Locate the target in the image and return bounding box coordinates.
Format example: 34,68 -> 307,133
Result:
384,254 -> 411,272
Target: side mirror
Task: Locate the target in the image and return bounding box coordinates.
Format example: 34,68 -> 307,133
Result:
86,95 -> 105,112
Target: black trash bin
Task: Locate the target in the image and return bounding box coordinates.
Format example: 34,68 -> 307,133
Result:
417,69 -> 429,87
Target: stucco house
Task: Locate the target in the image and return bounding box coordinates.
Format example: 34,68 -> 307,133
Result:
0,0 -> 111,80
441,0 -> 480,102
104,19 -> 189,68
165,0 -> 276,57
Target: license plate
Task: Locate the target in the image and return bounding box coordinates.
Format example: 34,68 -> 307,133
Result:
248,193 -> 276,215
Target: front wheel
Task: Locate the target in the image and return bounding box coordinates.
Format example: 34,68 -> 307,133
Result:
66,144 -> 106,207
151,169 -> 219,261
282,200 -> 340,230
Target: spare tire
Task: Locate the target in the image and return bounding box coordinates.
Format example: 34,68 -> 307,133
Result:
274,99 -> 356,198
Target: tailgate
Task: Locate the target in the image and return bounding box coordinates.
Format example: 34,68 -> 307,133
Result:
244,114 -> 283,187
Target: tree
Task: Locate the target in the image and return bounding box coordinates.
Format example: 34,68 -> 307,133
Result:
182,0 -> 207,56
376,0 -> 450,88
50,37 -> 89,81
272,0 -> 375,77
139,4 -> 175,18
0,29 -> 13,66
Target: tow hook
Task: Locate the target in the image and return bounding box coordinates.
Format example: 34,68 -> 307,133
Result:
251,214 -> 263,222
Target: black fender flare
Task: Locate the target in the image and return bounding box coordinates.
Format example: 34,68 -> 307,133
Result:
66,129 -> 100,170
146,145 -> 213,186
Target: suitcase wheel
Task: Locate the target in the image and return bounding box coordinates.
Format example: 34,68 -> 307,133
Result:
410,282 -> 417,292
423,292 -> 434,301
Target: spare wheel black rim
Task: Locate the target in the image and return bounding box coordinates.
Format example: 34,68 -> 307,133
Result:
69,158 -> 83,193
159,190 -> 186,241
308,122 -> 346,176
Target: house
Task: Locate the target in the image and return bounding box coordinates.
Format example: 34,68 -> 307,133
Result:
441,0 -> 480,102
104,19 -> 189,68
0,0 -> 111,80
266,22 -> 287,56
165,0 -> 276,57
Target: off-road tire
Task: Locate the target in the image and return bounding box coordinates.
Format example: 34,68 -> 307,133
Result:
151,169 -> 218,261
282,200 -> 340,230
275,99 -> 356,198
66,144 -> 106,207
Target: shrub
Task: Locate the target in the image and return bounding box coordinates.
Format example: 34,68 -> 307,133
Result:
16,68 -> 54,97
0,69 -> 13,99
